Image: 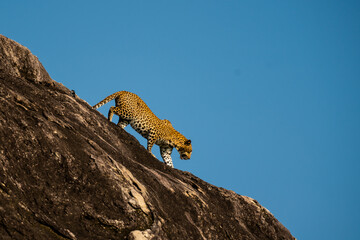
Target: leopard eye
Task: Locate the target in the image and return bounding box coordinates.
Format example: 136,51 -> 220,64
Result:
185,139 -> 191,145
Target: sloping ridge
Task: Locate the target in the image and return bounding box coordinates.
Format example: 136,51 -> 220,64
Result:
0,35 -> 295,240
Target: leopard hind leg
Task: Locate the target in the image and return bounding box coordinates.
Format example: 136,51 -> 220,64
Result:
117,118 -> 129,129
108,106 -> 129,129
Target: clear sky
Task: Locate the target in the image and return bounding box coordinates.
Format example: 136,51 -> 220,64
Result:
2,1 -> 360,239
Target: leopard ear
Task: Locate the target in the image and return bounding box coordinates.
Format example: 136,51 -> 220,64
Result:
185,139 -> 191,145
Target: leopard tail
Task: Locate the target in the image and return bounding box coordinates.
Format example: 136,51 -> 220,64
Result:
93,91 -> 122,109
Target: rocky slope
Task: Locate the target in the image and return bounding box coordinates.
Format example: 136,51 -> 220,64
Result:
0,35 -> 295,240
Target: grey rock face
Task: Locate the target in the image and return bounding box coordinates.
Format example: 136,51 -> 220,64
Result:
0,35 -> 295,240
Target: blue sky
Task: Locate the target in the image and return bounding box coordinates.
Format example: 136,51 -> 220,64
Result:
2,1 -> 360,239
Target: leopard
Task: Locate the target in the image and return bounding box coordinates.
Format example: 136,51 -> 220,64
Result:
93,91 -> 192,168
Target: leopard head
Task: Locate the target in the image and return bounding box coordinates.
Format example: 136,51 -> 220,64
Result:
178,139 -> 192,160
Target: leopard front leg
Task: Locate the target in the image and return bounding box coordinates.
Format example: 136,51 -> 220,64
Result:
160,146 -> 174,168
147,136 -> 156,158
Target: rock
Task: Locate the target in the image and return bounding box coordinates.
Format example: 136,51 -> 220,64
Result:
0,34 -> 295,239
128,230 -> 153,240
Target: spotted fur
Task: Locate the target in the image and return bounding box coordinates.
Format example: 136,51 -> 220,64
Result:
93,91 -> 192,167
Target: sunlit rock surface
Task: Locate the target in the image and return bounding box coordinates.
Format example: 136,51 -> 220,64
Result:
0,35 -> 295,240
